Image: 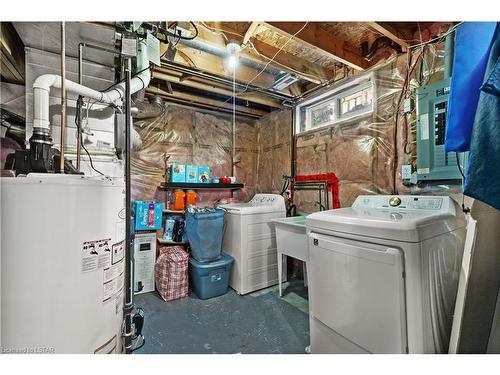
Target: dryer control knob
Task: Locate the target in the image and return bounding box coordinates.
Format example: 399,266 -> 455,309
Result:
389,196 -> 401,207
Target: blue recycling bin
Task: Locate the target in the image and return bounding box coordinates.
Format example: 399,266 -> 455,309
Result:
185,208 -> 224,262
189,253 -> 234,299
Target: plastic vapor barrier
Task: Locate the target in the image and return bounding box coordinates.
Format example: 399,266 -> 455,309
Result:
131,103 -> 258,205
293,42 -> 450,211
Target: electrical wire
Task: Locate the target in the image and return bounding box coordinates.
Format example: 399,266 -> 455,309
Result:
455,152 -> 470,213
75,95 -> 105,176
408,22 -> 463,49
131,335 -> 145,352
213,22 -> 309,112
366,22 -> 463,46
199,22 -> 244,41
141,21 -> 199,41
391,48 -> 425,192
456,152 -> 466,179
243,22 -> 309,91
102,64 -> 153,96
198,21 -> 324,83
247,40 -> 326,83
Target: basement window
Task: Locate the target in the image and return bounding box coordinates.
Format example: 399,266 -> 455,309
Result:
308,98 -> 336,129
296,74 -> 375,134
339,86 -> 373,120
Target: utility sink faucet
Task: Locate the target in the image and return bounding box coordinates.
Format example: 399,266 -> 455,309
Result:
314,201 -> 326,211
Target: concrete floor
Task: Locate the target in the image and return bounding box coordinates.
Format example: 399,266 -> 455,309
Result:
134,279 -> 310,354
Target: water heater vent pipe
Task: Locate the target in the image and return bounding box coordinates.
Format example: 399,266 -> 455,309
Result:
32,39 -> 150,133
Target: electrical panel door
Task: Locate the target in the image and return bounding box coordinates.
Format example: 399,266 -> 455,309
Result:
416,78 -> 467,181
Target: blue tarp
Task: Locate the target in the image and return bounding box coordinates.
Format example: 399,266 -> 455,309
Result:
445,22 -> 497,153
463,23 -> 500,210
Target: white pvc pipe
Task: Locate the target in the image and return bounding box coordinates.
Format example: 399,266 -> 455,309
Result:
32,40 -> 150,131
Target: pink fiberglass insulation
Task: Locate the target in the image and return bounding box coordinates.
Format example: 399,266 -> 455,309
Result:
255,109 -> 292,193
131,103 -> 257,206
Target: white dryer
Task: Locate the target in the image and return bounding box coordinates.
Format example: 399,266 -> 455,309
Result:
306,195 -> 466,354
221,194 -> 286,295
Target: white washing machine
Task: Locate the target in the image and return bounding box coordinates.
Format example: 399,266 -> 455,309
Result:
306,195 -> 467,354
221,194 -> 286,295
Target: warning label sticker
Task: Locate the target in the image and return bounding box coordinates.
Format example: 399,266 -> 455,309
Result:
103,258 -> 124,283
112,240 -> 124,265
103,267 -> 124,303
81,238 -> 112,273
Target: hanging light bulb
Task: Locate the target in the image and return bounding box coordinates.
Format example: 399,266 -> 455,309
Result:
228,54 -> 238,70
225,42 -> 241,72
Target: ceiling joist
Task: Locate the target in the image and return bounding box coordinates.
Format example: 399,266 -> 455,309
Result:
242,21 -> 260,45
146,86 -> 269,118
151,69 -> 284,109
263,22 -> 369,71
367,22 -> 410,52
194,23 -> 332,85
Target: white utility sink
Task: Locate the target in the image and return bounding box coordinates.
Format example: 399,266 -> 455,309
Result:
273,216 -> 308,297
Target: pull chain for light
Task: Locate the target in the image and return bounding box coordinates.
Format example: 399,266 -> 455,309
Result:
232,64 -> 236,177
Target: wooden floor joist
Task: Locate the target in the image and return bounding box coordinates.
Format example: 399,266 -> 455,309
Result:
151,69 -> 284,109
263,22 -> 369,71
367,22 -> 410,52
146,86 -> 270,118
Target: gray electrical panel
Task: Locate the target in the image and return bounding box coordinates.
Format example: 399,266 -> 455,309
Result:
416,78 -> 467,181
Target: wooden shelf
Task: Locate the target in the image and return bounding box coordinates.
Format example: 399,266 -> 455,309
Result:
159,182 -> 244,190
157,238 -> 188,245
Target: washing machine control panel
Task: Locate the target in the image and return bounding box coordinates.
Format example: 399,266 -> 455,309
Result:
389,196 -> 401,207
354,195 -> 446,211
249,194 -> 284,208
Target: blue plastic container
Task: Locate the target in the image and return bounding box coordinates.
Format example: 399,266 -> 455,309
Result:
134,201 -> 163,231
185,209 -> 224,262
189,253 -> 234,299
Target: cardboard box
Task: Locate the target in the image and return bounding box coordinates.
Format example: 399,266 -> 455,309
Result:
186,165 -> 198,183
169,163 -> 186,182
198,166 -> 211,183
134,201 -> 163,231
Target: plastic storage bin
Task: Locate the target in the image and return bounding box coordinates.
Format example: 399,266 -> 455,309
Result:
134,200 -> 163,231
185,208 -> 224,262
189,253 -> 234,299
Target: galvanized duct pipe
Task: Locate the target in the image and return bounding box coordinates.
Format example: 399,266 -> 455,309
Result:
158,61 -> 295,104
179,37 -> 284,77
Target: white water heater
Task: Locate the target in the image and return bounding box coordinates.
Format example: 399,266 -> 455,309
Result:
0,174 -> 125,353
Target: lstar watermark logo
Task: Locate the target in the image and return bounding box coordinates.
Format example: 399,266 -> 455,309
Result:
1,346 -> 55,354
